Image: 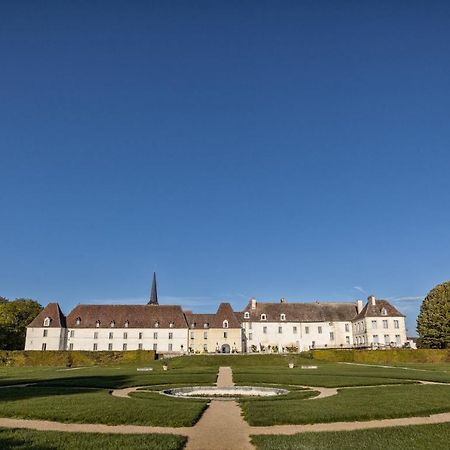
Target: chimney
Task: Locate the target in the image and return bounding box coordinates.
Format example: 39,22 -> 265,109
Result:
280,298 -> 286,304
356,300 -> 363,313
368,295 -> 376,306
251,298 -> 257,310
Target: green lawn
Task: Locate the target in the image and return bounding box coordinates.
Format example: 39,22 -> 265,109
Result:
241,384 -> 450,425
0,428 -> 186,450
251,423 -> 450,450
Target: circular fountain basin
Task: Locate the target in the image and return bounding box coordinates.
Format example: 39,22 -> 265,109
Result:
161,386 -> 289,399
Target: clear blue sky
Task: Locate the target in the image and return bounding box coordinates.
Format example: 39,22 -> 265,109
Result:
1,1 -> 450,335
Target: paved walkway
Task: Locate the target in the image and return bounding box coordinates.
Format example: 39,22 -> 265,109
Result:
1,367 -> 450,450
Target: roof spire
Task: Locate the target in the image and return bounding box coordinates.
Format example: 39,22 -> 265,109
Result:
149,272 -> 158,305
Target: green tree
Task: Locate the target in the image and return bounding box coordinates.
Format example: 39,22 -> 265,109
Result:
417,281 -> 450,349
0,298 -> 42,350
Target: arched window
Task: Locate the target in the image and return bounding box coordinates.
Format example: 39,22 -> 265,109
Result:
260,314 -> 267,321
76,317 -> 81,326
43,317 -> 51,327
96,320 -> 100,328
223,320 -> 229,328
244,312 -> 250,319
169,322 -> 174,328
280,313 -> 286,321
110,321 -> 115,328
203,323 -> 209,328
381,308 -> 387,316
124,320 -> 129,328
154,321 -> 159,328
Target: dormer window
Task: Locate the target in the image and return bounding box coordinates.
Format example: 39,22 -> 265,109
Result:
96,320 -> 100,328
169,322 -> 174,328
244,312 -> 250,319
154,321 -> 159,328
260,314 -> 267,321
280,314 -> 286,321
43,317 -> 51,327
192,322 -> 196,328
204,323 -> 209,328
76,317 -> 81,326
124,320 -> 129,328
110,321 -> 115,328
223,320 -> 229,329
381,308 -> 387,316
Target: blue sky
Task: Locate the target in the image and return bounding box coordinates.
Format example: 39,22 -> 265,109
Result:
1,1 -> 450,335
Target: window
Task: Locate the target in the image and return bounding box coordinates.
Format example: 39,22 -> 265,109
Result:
204,323 -> 208,328
76,317 -> 81,326
110,321 -> 115,328
223,320 -> 229,328
190,331 -> 194,339
382,320 -> 388,329
384,334 -> 390,344
373,335 -> 379,344
123,343 -> 127,351
139,332 -> 143,339
109,332 -> 113,339
168,332 -> 173,340
138,343 -> 143,350
345,323 -> 350,332
43,317 -> 50,327
248,333 -> 253,341
108,343 -> 113,351
124,321 -> 129,328
203,344 -> 208,351
42,343 -> 47,351
93,343 -> 98,351
395,334 -> 401,344
311,341 -> 315,349
248,322 -> 252,330
305,326 -> 309,334
154,321 -> 159,328
318,326 -> 322,334
394,320 -> 399,329
123,332 -> 128,340
263,326 -> 267,334
330,332 -> 335,340
70,330 -> 75,338
345,336 -> 350,345
204,331 -> 208,339
191,322 -> 196,328
381,308 -> 387,316
244,312 -> 250,319
168,343 -> 173,351
278,326 -> 282,334
153,343 -> 157,351
280,313 -> 286,321
223,332 -> 228,338
169,322 -> 174,328
96,320 -> 100,328
69,343 -> 73,351
94,332 -> 98,339
293,326 -> 297,334
154,332 -> 158,339
43,330 -> 48,337
372,320 -> 377,329
260,314 -> 267,321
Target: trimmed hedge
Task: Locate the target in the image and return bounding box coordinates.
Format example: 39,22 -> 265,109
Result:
0,350 -> 156,367
304,349 -> 450,364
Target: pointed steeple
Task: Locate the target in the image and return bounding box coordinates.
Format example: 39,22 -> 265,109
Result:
149,272 -> 158,305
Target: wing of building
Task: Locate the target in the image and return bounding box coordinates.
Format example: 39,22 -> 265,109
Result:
25,280 -> 408,354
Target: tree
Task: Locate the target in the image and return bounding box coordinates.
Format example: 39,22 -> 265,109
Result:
0,298 -> 42,350
417,281 -> 450,349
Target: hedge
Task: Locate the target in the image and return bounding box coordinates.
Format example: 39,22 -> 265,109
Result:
304,349 -> 450,364
0,350 -> 156,367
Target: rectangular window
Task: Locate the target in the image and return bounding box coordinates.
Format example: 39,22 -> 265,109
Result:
372,320 -> 377,329
383,320 -> 388,329
70,330 -> 75,338
248,333 -> 252,341
154,332 -> 158,339
204,331 -> 208,339
190,331 -> 194,339
318,326 -> 322,334
394,320 -> 399,329
109,332 -> 113,339
293,326 -> 297,334
108,343 -> 113,351
123,343 -> 127,351
203,344 -> 208,351
139,332 -> 143,339
311,341 -> 315,349
278,326 -> 282,334
138,343 -> 143,350
373,335 -> 379,344
94,332 -> 98,339
395,334 -> 401,344
384,334 -> 390,344
168,343 -> 173,351
345,336 -> 350,345
224,332 -> 227,338
123,332 -> 128,339
248,322 -> 252,330
168,332 -> 173,340
42,343 -> 46,351
153,343 -> 157,351
345,324 -> 350,332
263,326 -> 267,334
305,326 -> 309,334
43,329 -> 48,337
69,343 -> 73,351
93,343 -> 98,351
330,332 -> 334,340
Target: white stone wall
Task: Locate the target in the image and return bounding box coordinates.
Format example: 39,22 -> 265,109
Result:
25,327 -> 66,351
66,327 -> 188,353
353,316 -> 407,348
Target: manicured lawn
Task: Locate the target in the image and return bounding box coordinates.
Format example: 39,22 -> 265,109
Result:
251,423 -> 450,450
0,428 -> 186,450
240,384 -> 450,425
0,386 -> 208,427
